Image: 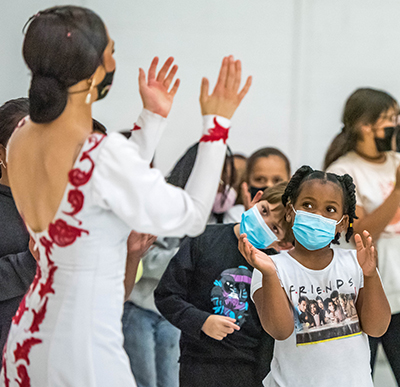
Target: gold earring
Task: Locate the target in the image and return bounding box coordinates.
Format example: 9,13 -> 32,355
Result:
85,78 -> 95,104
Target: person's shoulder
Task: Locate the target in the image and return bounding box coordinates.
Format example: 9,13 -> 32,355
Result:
327,152 -> 357,173
332,247 -> 358,266
270,250 -> 292,267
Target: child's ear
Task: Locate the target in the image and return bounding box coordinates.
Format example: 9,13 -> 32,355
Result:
285,205 -> 292,223
337,215 -> 349,233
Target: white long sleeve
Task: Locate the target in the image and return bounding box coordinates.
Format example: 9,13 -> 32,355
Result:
92,113 -> 230,237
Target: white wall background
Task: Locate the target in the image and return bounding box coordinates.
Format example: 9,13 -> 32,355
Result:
2,0 -> 400,175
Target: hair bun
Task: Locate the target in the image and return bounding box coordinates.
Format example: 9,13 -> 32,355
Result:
29,74 -> 68,123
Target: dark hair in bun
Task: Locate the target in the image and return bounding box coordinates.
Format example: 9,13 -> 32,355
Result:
23,6 -> 108,123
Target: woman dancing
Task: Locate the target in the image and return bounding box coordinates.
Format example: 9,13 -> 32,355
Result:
0,6 -> 251,387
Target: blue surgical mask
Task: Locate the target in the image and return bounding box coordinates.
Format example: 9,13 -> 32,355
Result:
292,206 -> 343,251
240,205 -> 278,249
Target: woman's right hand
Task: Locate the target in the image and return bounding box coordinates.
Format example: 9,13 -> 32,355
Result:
238,234 -> 276,275
138,57 -> 180,118
200,56 -> 252,119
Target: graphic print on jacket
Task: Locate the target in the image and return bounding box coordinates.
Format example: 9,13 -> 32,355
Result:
211,266 -> 251,327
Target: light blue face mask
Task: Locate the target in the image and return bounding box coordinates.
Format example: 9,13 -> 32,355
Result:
292,206 -> 343,251
239,205 -> 278,249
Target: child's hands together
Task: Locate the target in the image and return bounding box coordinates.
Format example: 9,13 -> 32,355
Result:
355,230 -> 378,278
201,315 -> 240,340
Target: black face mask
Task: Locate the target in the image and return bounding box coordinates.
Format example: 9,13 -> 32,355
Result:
249,185 -> 268,200
96,70 -> 115,101
375,126 -> 400,152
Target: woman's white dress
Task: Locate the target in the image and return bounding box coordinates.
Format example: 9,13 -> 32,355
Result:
0,109 -> 230,386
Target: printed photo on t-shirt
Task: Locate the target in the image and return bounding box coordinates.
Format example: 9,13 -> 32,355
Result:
294,290 -> 361,346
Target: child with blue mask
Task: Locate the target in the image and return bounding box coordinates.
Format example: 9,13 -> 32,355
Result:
155,182 -> 293,387
239,166 -> 390,387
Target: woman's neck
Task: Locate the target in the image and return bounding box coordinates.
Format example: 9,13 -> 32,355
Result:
288,242 -> 333,270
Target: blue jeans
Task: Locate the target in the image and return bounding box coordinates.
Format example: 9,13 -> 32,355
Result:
122,302 -> 180,387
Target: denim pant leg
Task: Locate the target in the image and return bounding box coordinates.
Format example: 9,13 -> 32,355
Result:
122,302 -> 157,387
154,316 -> 180,387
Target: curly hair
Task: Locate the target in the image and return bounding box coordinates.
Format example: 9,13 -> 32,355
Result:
281,165 -> 358,244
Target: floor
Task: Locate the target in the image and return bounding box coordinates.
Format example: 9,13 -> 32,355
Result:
374,345 -> 397,386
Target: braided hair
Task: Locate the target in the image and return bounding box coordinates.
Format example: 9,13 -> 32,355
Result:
282,165 -> 358,244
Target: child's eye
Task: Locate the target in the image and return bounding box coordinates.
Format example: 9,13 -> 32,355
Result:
302,202 -> 312,209
327,206 -> 336,213
261,205 -> 269,216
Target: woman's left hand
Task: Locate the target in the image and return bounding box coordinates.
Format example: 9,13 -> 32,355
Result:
138,57 -> 180,118
355,230 -> 378,278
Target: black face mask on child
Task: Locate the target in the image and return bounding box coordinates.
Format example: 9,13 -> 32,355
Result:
374,126 -> 400,152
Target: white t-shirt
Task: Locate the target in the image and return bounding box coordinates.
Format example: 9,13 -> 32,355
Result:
251,248 -> 372,387
328,151 -> 400,313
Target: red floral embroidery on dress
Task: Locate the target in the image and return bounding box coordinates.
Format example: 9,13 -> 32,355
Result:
131,123 -> 141,131
38,266 -> 57,300
39,237 -> 54,265
48,219 -> 89,247
27,298 -> 49,334
13,338 -> 42,365
12,294 -> 28,325
199,117 -> 229,144
2,342 -> 10,387
63,189 -> 85,223
29,266 -> 42,296
6,134 -> 104,386
16,364 -> 30,387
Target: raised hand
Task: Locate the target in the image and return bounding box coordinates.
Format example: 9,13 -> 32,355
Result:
201,315 -> 240,340
238,234 -> 276,276
241,182 -> 263,211
138,57 -> 180,118
200,56 -> 252,119
355,230 -> 377,278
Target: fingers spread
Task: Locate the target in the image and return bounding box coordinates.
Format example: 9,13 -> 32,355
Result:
215,56 -> 228,92
233,60 -> 242,92
138,68 -> 146,89
354,233 -> 364,251
148,57 -> 159,81
238,76 -> 252,102
164,64 -> 178,89
225,56 -> 236,90
200,77 -> 210,101
157,56 -> 174,82
169,79 -> 180,97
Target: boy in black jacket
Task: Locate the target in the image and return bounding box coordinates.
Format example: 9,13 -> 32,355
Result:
155,183 -> 292,387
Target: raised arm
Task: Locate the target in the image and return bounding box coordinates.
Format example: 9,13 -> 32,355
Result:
354,231 -> 391,337
130,57 -> 180,163
238,234 -> 294,340
93,56 -> 252,237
